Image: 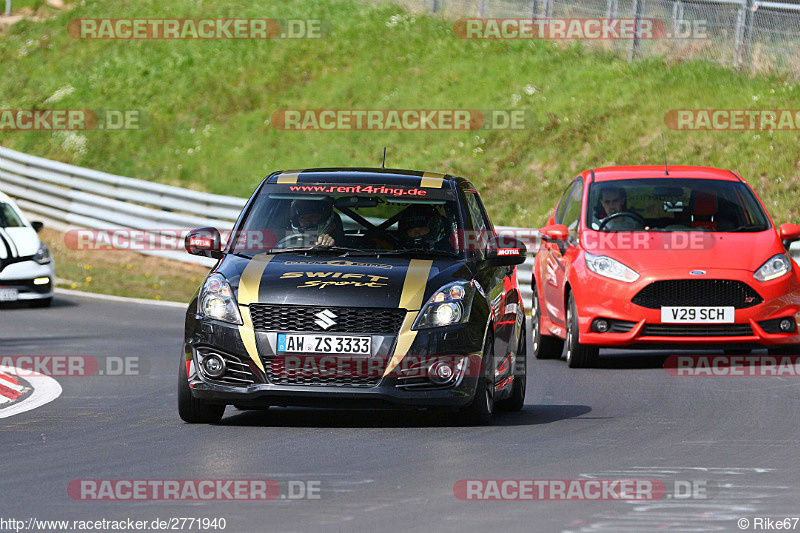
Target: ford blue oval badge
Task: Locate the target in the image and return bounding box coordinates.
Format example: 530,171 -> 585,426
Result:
689,270 -> 706,275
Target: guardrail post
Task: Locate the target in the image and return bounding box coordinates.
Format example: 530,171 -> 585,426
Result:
5,0 -> 10,17
628,0 -> 645,62
431,0 -> 440,13
479,0 -> 488,17
740,0 -> 756,69
671,0 -> 684,33
606,0 -> 619,19
531,0 -> 539,18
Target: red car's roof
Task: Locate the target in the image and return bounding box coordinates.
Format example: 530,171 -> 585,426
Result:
585,165 -> 742,182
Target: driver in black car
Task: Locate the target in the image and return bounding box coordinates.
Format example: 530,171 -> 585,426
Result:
285,198 -> 344,247
397,204 -> 453,252
592,187 -> 641,230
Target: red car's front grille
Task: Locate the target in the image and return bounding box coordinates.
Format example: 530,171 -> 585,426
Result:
641,323 -> 754,337
632,279 -> 762,310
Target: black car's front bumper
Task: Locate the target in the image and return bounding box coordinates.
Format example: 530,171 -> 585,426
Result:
183,312 -> 487,409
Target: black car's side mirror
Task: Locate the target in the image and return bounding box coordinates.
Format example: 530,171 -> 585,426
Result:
185,227 -> 224,259
485,236 -> 527,267
31,221 -> 44,233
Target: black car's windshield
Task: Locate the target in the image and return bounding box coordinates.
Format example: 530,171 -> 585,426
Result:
231,183 -> 463,257
586,178 -> 770,232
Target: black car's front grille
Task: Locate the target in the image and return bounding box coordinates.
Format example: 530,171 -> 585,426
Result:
249,305 -> 406,334
196,347 -> 259,386
641,323 -> 754,337
632,280 -> 762,310
266,357 -> 382,388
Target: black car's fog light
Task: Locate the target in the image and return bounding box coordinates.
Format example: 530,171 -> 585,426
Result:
428,360 -> 456,385
202,354 -> 226,378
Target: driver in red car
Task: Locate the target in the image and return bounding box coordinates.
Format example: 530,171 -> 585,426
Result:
591,187 -> 641,230
287,198 -> 344,246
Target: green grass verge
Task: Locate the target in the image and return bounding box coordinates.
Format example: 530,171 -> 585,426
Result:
0,0 -> 798,228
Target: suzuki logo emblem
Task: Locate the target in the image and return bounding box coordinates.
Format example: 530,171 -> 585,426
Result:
689,270 -> 706,275
314,309 -> 337,330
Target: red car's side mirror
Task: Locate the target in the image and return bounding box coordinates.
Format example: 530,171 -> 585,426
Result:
539,224 -> 569,242
779,223 -> 800,243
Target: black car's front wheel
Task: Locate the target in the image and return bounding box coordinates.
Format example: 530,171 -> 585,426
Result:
459,333 -> 495,425
565,293 -> 599,368
497,317 -> 526,412
178,357 -> 225,424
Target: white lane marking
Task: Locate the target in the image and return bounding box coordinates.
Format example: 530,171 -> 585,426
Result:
0,368 -> 62,418
55,288 -> 186,308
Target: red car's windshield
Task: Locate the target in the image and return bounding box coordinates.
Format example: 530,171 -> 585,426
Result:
586,178 -> 770,232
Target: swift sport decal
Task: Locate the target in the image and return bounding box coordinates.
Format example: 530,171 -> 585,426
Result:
279,271 -> 390,289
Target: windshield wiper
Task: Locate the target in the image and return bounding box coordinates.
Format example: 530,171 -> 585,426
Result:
369,248 -> 460,258
729,224 -> 767,232
265,245 -> 366,255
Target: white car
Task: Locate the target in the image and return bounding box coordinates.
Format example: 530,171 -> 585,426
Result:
0,191 -> 55,307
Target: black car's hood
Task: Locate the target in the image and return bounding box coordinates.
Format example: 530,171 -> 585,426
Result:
219,253 -> 470,310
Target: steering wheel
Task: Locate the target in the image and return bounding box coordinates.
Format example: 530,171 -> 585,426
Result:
598,211 -> 645,230
276,234 -> 310,248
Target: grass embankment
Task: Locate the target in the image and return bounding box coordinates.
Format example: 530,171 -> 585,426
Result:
1,0 -> 799,296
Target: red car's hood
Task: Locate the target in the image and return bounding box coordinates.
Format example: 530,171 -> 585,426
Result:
581,229 -> 783,273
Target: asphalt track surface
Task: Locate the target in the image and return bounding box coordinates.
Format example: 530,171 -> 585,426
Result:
2,293 -> 799,532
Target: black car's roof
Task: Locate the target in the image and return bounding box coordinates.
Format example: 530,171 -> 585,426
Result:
264,168 -> 465,188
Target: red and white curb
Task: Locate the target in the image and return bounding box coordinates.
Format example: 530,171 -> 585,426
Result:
0,367 -> 62,418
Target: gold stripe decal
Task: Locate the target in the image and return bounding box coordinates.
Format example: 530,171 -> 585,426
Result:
276,171 -> 301,184
420,172 -> 445,189
384,259 -> 433,377
237,254 -> 273,372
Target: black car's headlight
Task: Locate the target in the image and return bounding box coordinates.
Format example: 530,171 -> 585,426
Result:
33,243 -> 51,265
413,281 -> 474,329
754,253 -> 792,282
200,274 -> 243,325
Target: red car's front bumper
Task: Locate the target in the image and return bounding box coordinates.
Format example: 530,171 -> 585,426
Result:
574,267 -> 800,348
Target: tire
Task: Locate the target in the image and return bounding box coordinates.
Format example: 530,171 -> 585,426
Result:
29,298 -> 52,308
497,317 -> 526,412
178,357 -> 225,424
768,345 -> 800,356
532,287 -> 564,360
459,333 -> 495,425
565,293 -> 599,368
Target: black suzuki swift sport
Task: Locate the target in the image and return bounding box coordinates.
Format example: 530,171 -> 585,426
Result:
179,168 -> 528,424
